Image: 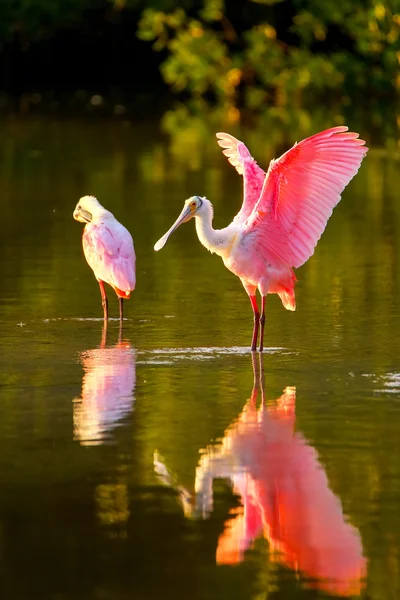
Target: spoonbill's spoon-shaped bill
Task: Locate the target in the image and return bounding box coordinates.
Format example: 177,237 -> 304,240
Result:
154,201 -> 195,251
154,127 -> 368,351
73,195 -> 136,321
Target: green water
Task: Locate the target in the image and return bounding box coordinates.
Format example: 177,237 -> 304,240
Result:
0,114 -> 399,599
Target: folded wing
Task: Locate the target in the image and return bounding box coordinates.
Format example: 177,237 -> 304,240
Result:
243,126 -> 368,268
216,132 -> 266,224
83,223 -> 136,294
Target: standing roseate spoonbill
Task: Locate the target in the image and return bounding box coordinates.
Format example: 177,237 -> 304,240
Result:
154,126 -> 368,351
73,196 -> 136,321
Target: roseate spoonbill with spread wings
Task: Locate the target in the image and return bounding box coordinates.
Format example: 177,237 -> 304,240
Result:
154,127 -> 368,350
73,196 -> 136,321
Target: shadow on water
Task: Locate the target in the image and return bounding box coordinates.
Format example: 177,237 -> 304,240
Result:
155,353 -> 367,596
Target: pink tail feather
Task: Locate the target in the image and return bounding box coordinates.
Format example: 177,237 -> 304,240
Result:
278,290 -> 296,311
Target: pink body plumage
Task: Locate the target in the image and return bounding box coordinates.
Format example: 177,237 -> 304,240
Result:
83,219 -> 136,299
217,126 -> 368,311
154,126 -> 368,350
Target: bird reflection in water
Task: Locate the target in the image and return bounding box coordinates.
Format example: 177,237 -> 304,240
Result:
73,322 -> 136,446
155,354 -> 366,596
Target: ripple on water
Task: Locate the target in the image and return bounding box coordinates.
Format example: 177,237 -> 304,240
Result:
138,346 -> 292,364
41,317 -> 130,322
362,372 -> 400,396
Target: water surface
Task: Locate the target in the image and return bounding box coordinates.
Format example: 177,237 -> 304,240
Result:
0,115 -> 399,599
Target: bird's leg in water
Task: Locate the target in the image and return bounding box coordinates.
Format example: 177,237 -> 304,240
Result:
259,296 -> 266,352
249,294 -> 260,351
98,280 -> 108,320
119,298 -> 124,322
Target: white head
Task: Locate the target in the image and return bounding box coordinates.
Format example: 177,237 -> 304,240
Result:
73,196 -> 107,224
154,196 -> 212,251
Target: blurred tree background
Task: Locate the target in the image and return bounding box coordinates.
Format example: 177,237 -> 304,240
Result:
0,0 -> 398,116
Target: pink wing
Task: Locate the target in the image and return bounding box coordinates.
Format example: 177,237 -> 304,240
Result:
216,132 -> 266,224
243,126 -> 368,268
83,222 -> 136,294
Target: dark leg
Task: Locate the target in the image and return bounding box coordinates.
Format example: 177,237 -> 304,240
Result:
249,294 -> 260,352
98,280 -> 108,320
259,296 -> 266,352
119,297 -> 124,322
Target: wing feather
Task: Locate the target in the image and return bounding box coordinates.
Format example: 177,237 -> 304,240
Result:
83,221 -> 136,293
216,132 -> 266,224
243,127 -> 368,268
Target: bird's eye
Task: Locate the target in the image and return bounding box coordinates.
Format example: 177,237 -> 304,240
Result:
191,201 -> 196,208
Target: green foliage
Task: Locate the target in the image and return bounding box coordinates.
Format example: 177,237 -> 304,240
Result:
0,0 -> 398,114
292,0 -> 400,93
138,4 -> 244,106
138,0 -> 400,112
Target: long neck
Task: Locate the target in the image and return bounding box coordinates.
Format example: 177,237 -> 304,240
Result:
195,205 -> 235,256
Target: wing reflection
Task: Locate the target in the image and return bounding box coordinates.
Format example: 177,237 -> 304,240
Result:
73,323 -> 136,446
155,354 -> 366,596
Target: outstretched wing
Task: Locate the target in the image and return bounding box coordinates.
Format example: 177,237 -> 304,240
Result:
83,221 -> 136,294
216,132 -> 266,224
243,126 -> 368,268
